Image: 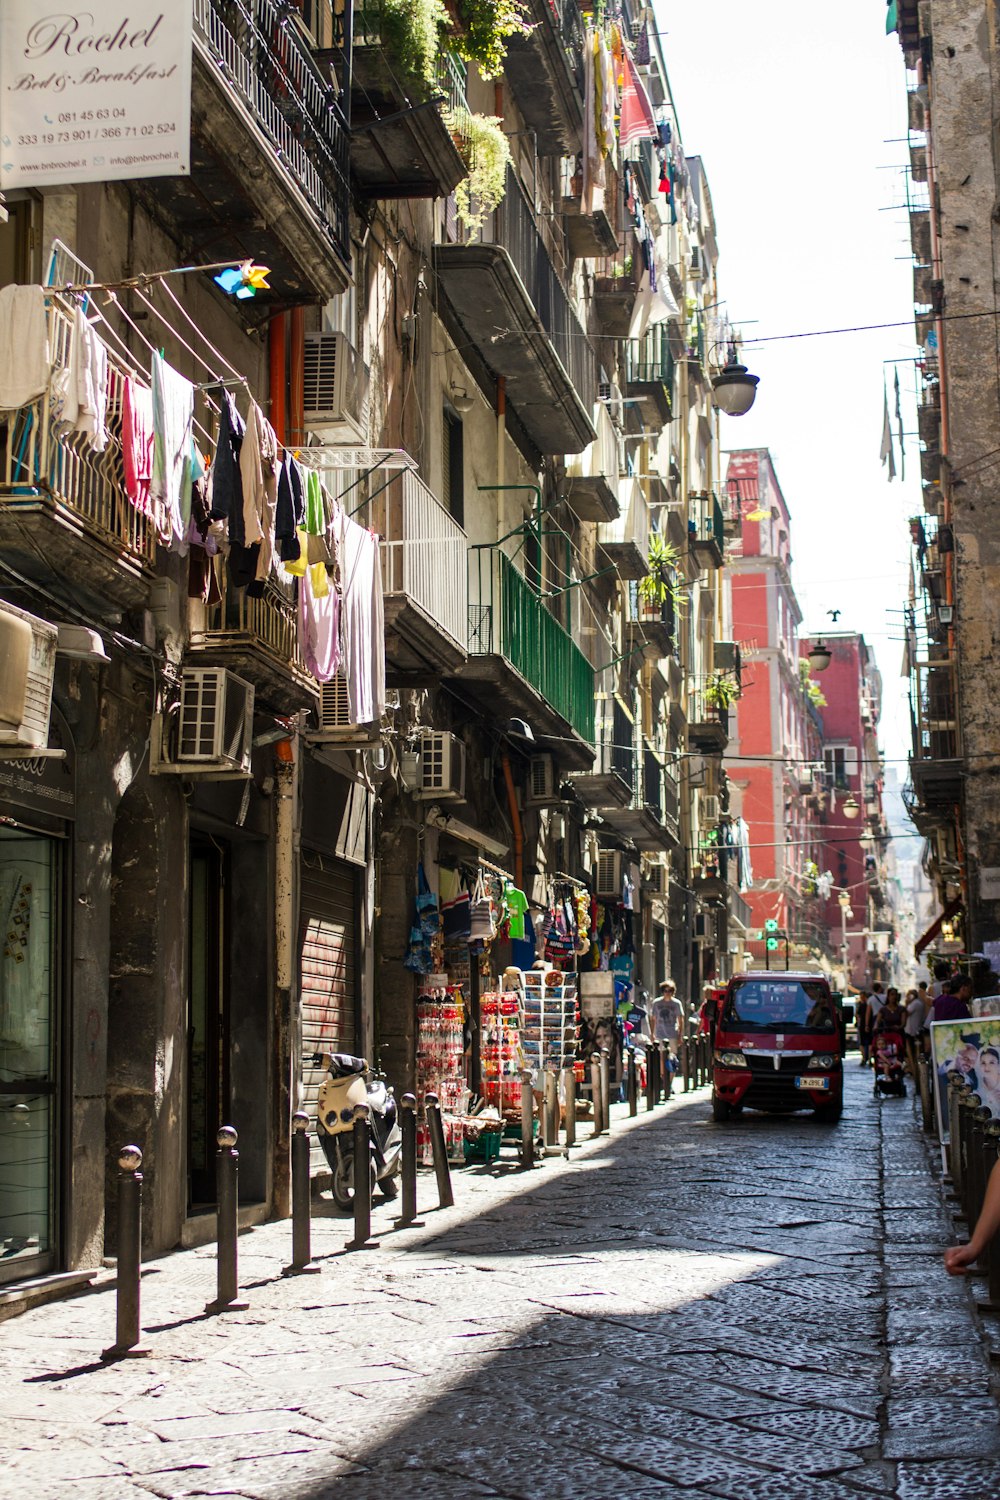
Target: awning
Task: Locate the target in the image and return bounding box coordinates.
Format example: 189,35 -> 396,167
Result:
914,894 -> 962,958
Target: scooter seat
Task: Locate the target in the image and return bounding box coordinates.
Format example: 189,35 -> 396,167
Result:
326,1052 -> 368,1077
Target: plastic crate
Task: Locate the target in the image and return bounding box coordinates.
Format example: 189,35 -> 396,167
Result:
463,1130 -> 503,1163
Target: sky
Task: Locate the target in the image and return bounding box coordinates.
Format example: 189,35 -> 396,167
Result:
657,0 -> 921,770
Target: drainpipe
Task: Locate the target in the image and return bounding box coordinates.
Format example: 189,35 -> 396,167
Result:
501,751 -> 524,890
273,728 -> 300,1217
268,313 -> 287,445
289,306 -> 305,448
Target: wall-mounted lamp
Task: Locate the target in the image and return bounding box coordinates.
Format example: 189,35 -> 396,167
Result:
842,795 -> 860,820
806,640 -> 832,673
937,602 -> 954,626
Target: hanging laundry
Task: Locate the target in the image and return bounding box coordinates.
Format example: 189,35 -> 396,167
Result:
0,285 -> 49,410
597,31 -> 617,169
275,453 -> 304,563
150,351 -> 195,554
210,390 -> 245,528
582,30 -> 600,212
337,505 -> 385,725
239,400 -> 280,585
619,49 -> 659,150
122,378 -> 156,524
53,306 -> 108,452
298,551 -> 340,683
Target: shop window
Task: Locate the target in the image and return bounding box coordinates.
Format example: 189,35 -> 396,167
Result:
0,828 -> 58,1280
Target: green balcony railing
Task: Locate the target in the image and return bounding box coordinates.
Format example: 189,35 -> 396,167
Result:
469,548 -> 595,745
625,324 -> 675,396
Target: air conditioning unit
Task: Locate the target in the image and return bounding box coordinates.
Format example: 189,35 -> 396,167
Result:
307,675 -> 380,747
0,602 -> 58,750
416,731 -> 466,800
595,848 -> 622,899
597,380 -> 624,426
645,859 -> 667,896
526,754 -> 558,805
151,668 -> 253,778
303,332 -> 370,443
701,793 -> 720,824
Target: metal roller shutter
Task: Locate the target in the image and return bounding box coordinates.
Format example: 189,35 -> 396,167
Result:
299,856 -> 358,1173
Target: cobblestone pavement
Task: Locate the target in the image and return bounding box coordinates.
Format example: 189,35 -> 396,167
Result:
2,1065 -> 998,1500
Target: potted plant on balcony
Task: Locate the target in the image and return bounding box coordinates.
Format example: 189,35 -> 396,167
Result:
445,107 -> 512,235
637,534 -> 683,620
353,0 -> 450,103
451,0 -> 531,78
704,670 -> 738,732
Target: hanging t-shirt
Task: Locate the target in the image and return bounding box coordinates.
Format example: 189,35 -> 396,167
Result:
503,886 -> 529,940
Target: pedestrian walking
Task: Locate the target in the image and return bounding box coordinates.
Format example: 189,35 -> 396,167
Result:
930,976 -> 973,1023
903,986 -> 926,1076
650,980 -> 683,1071
874,988 -> 904,1037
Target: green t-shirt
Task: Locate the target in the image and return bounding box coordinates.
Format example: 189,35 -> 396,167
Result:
503,886 -> 529,940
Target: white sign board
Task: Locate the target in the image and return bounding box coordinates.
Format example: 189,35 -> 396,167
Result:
981,867 -> 1000,901
0,3 -> 191,189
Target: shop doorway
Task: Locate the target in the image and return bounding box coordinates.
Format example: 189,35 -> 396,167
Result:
299,855 -> 358,1174
0,828 -> 59,1283
188,836 -> 230,1208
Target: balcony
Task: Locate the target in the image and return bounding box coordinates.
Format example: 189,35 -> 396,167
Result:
562,194 -> 618,260
352,464 -> 468,674
598,479 -> 651,582
910,207 -> 931,266
592,241 -> 640,338
460,548 -> 595,765
625,584 -> 676,661
504,0 -> 586,155
687,687 -> 729,755
0,301 -> 155,616
624,326 -> 675,427
435,171 -> 598,455
347,30 -> 467,198
563,403 -> 621,524
171,0 -> 351,307
689,492 -> 725,570
910,657 -> 962,810
189,576 -> 318,713
570,698 -> 635,808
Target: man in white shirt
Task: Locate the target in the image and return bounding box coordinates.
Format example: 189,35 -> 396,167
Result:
650,980 -> 683,1048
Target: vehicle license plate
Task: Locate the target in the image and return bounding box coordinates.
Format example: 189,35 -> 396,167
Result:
795,1075 -> 829,1090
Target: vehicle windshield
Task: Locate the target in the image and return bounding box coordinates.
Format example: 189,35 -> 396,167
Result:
724,979 -> 836,1032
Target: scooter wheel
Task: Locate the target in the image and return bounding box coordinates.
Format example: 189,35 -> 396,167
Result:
379,1172 -> 399,1201
332,1153 -> 377,1211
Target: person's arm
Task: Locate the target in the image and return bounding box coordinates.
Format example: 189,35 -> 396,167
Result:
946,1158 -> 1000,1272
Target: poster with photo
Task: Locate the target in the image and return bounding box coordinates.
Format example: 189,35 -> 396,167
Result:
929,1017 -> 1000,1145
972,996 -> 1000,1019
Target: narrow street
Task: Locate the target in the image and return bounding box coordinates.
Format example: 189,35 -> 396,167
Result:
3,1069 -> 998,1500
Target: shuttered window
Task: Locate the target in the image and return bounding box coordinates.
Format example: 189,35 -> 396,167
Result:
299,856 -> 358,1171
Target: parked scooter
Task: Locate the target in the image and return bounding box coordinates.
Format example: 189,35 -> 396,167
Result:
311,1052 -> 402,1210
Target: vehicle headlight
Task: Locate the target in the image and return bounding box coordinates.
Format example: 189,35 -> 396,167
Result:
808,1054 -> 835,1070
715,1050 -> 747,1068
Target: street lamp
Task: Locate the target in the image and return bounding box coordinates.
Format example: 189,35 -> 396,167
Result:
711,341 -> 760,417
838,889 -> 854,993
842,794 -> 860,820
806,640 -> 832,673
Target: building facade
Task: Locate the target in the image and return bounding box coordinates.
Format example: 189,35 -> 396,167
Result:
0,1 -> 749,1290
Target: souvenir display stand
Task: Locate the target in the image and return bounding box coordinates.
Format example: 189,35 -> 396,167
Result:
520,968 -> 579,1086
479,970 -> 524,1128
415,983 -> 468,1163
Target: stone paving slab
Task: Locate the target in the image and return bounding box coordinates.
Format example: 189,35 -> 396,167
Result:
2,1070 -> 1000,1499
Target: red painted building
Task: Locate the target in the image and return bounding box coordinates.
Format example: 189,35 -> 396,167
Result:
807,633 -> 890,989
725,450 -> 829,966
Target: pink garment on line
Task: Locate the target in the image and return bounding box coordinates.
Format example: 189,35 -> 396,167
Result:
298,559 -> 340,684
337,507 -> 384,725
122,378 -> 156,522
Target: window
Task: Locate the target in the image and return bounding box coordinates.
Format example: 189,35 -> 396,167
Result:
824,743 -> 858,790
442,408 -> 464,527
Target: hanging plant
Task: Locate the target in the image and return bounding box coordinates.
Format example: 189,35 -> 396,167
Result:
445,108 -> 512,236
359,0 -> 450,93
637,533 -> 684,612
452,0 -> 531,79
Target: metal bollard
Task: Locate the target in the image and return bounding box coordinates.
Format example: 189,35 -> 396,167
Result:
590,1054 -> 603,1137
520,1070 -> 536,1166
981,1121 -> 1000,1311
283,1111 -> 320,1275
948,1074 -> 964,1196
543,1067 -> 561,1153
971,1105 -> 992,1229
563,1067 -> 577,1148
425,1092 -> 454,1208
101,1145 -> 149,1360
627,1048 -> 638,1117
206,1126 -> 249,1312
400,1093 -> 419,1225
699,1035 -> 708,1086
681,1036 -> 691,1093
917,1055 -> 933,1133
645,1044 -> 657,1112
958,1087 -> 977,1222
663,1043 -> 674,1100
600,1048 -> 611,1134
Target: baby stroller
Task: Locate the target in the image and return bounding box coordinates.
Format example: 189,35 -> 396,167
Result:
873,1027 -> 907,1097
